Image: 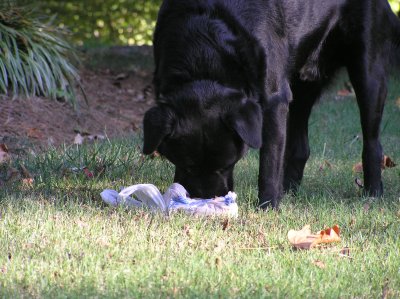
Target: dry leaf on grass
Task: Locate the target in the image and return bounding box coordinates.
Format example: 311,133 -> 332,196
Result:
87,134 -> 105,142
215,256 -> 222,269
221,218 -> 230,231
75,219 -> 89,228
26,127 -> 43,139
382,156 -> 396,168
353,155 -> 396,173
354,178 -> 364,189
214,240 -> 226,253
319,160 -> 334,172
337,82 -> 355,97
352,162 -> 363,173
396,97 -> 400,108
337,89 -> 354,97
0,144 -> 11,164
22,178 -> 34,188
74,132 -> 105,145
96,236 -> 110,247
339,247 -> 351,258
82,167 -> 94,178
182,225 -> 194,237
74,133 -> 85,145
312,260 -> 326,269
288,224 -> 341,250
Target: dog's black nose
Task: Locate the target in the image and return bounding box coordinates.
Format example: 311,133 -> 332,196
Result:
174,168 -> 231,199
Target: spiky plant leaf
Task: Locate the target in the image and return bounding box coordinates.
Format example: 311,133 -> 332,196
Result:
0,3 -> 83,107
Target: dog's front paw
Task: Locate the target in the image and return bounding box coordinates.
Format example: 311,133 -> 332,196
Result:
364,181 -> 383,198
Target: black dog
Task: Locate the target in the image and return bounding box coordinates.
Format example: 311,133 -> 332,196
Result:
143,0 -> 400,208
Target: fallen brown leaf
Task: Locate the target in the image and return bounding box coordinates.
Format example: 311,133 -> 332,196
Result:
339,247 -> 350,255
22,178 -> 34,188
114,72 -> 129,81
87,134 -> 106,142
182,225 -> 193,236
26,127 -> 43,139
396,97 -> 400,108
354,178 -> 364,189
0,265 -> 7,274
337,89 -> 353,97
74,133 -> 84,145
0,144 -> 9,152
353,155 -> 396,173
382,155 -> 396,169
0,144 -> 11,164
312,260 -> 326,269
339,247 -> 352,259
319,160 -> 334,172
75,219 -> 88,228
382,279 -> 390,299
214,240 -> 226,253
221,218 -> 230,231
352,162 -> 363,173
96,236 -> 110,247
150,151 -> 160,159
82,167 -> 94,179
172,287 -> 180,296
288,224 -> 341,250
215,256 -> 222,269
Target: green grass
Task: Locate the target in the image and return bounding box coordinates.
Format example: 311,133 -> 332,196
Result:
1,74 -> 400,298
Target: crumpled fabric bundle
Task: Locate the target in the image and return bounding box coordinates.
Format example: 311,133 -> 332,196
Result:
100,183 -> 238,217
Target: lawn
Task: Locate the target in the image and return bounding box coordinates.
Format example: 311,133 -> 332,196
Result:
1,73 -> 399,298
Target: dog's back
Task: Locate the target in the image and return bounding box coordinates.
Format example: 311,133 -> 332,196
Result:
154,0 -> 400,90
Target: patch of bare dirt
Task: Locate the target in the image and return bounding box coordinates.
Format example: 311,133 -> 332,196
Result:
0,67 -> 154,152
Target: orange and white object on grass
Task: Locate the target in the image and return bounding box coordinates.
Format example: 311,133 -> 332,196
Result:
288,224 -> 341,250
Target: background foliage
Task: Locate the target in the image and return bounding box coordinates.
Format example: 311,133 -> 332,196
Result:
390,0 -> 400,14
38,0 -> 162,47
0,1 -> 81,105
35,0 -> 400,47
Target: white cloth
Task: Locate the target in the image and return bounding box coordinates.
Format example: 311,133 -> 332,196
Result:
100,183 -> 238,217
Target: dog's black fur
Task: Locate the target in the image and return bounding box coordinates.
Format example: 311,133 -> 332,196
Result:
143,0 -> 400,208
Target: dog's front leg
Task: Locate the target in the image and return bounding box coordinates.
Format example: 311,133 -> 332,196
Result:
258,81 -> 292,209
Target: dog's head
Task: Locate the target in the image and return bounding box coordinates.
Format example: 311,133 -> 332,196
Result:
143,81 -> 262,198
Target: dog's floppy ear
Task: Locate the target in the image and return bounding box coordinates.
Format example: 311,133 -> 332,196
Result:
226,100 -> 262,149
143,106 -> 175,155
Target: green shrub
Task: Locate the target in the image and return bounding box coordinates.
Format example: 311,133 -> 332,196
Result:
0,2 -> 82,107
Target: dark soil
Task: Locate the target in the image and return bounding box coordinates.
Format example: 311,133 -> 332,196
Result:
0,46 -> 155,154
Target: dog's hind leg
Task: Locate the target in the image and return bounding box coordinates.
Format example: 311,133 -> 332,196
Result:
283,81 -> 322,193
347,58 -> 387,197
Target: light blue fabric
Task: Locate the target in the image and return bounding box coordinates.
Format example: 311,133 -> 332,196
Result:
100,183 -> 238,217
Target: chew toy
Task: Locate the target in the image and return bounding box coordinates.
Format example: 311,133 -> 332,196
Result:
101,183 -> 238,217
